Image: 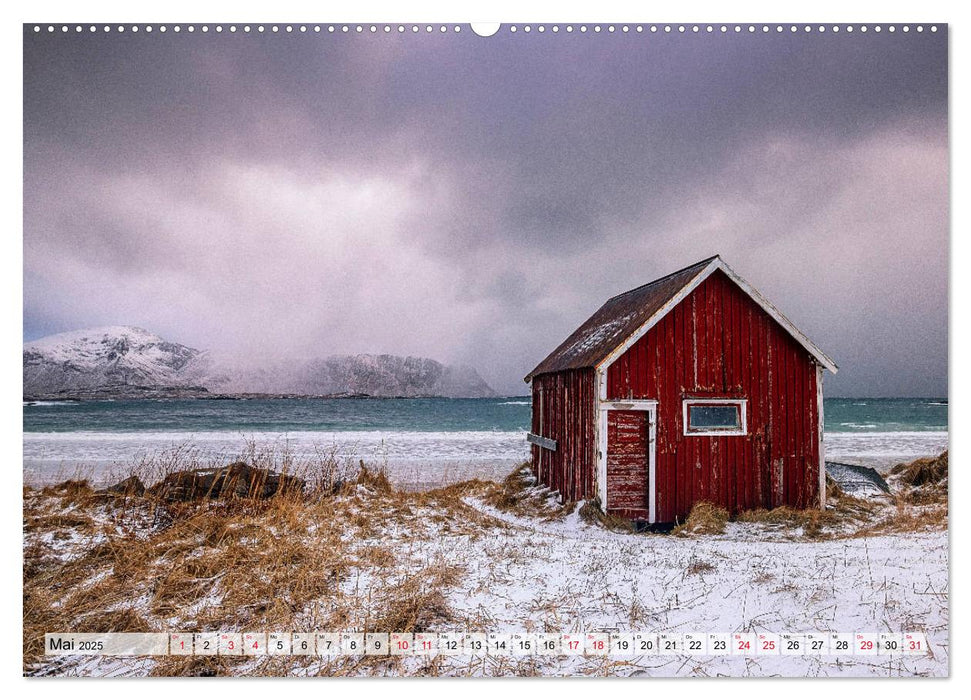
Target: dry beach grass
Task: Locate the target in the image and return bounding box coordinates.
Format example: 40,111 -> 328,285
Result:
23,451 -> 949,677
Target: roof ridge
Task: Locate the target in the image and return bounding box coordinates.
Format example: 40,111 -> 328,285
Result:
524,254 -> 836,382
605,254 -> 719,302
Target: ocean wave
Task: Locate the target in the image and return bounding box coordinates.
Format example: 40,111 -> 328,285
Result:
499,401 -> 531,405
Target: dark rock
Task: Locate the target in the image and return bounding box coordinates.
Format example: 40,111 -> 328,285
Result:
99,475 -> 146,497
148,462 -> 305,502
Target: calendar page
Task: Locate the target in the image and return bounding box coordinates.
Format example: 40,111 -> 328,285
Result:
21,11 -> 949,680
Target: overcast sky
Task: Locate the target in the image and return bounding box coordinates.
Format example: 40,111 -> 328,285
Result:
23,26 -> 948,396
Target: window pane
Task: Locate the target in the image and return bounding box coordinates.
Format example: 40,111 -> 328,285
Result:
688,404 -> 740,430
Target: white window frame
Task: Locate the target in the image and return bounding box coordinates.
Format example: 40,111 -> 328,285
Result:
682,398 -> 747,436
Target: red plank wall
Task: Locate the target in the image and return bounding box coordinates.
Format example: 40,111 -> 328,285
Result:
530,368 -> 596,503
605,269 -> 821,522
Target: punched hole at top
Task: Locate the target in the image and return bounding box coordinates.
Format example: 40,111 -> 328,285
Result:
471,23 -> 500,37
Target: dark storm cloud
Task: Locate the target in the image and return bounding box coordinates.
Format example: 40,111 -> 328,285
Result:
23,27 -> 948,396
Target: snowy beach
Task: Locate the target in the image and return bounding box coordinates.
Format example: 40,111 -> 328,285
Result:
22,398 -> 950,677
23,428 -> 949,488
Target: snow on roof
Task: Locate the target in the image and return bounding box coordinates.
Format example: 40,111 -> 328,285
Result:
524,257 -> 717,381
525,255 -> 837,381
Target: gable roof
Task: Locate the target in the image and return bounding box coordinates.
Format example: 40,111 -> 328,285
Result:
524,255 -> 837,382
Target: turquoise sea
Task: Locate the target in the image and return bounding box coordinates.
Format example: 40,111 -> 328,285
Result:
22,397 -> 948,485
21,397 -> 949,434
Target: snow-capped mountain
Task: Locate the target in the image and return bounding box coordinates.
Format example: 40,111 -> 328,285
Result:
23,326 -> 210,397
23,326 -> 496,399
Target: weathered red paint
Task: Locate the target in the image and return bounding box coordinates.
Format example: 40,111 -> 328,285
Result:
528,265 -> 825,524
605,410 -> 650,515
529,369 -> 596,503
604,270 -> 820,522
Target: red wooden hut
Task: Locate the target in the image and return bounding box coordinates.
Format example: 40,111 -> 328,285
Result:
524,255 -> 837,524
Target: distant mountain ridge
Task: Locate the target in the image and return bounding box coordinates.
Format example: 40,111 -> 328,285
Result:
23,327 -> 212,397
23,326 -> 496,399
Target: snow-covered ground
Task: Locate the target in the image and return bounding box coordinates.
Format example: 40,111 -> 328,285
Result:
422,499 -> 948,677
25,472 -> 948,678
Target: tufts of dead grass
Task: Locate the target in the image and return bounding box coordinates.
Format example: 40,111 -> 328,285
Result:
736,505 -> 836,539
828,451 -> 950,536
367,560 -> 463,633
891,451 -> 948,488
825,474 -> 845,501
38,479 -> 101,512
684,559 -> 716,576
352,464 -> 393,495
578,500 -> 634,532
489,465 -> 536,509
850,497 -> 948,537
890,451 -> 948,507
673,502 -> 729,536
23,454 -> 480,676
483,464 -> 575,520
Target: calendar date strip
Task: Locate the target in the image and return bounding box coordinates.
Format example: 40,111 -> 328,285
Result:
45,631 -> 930,657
